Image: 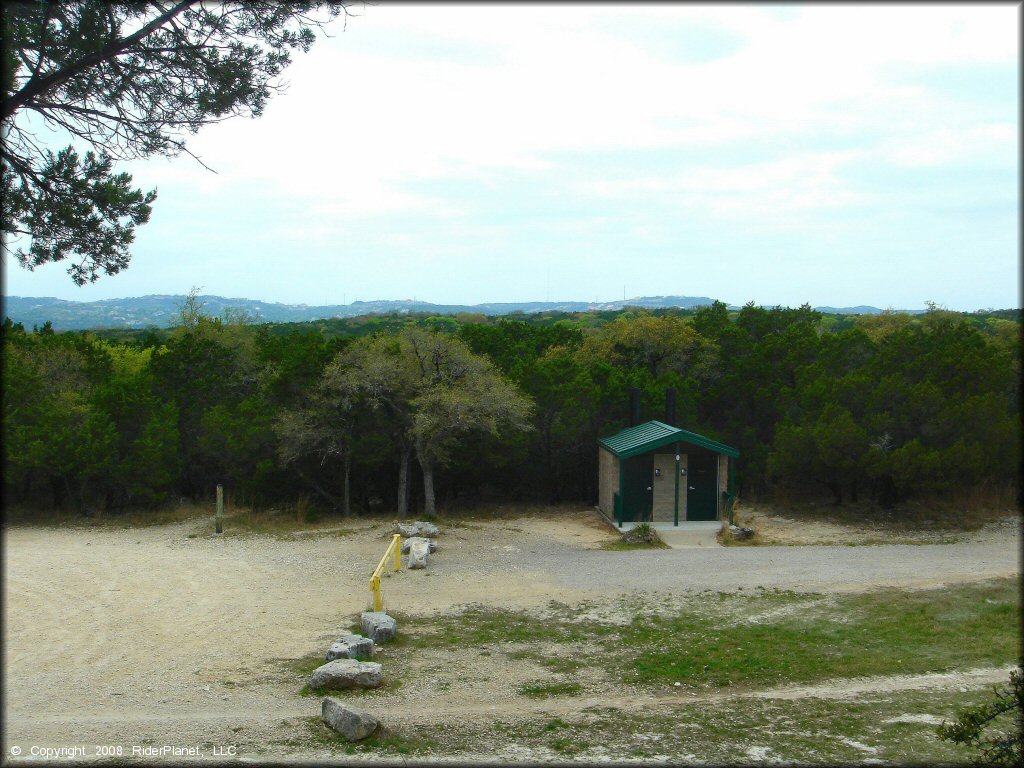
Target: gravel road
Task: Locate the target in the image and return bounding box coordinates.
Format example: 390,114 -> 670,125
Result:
499,538 -> 1021,595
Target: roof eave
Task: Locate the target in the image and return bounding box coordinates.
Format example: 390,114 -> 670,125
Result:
599,421 -> 740,459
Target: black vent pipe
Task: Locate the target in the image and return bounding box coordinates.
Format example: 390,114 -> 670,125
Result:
628,387 -> 641,427
665,387 -> 677,426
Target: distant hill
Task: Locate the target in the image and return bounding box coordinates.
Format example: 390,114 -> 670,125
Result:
0,294 -> 957,331
813,305 -> 926,315
2,294 -> 724,330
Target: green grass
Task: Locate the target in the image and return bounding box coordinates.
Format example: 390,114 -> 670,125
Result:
506,648 -> 586,674
330,684 -> 999,763
620,580 -> 1019,688
517,680 -> 583,698
286,650 -> 329,678
400,579 -> 1019,692
409,602 -> 607,648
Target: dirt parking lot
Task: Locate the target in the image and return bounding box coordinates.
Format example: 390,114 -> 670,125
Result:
3,509 -> 1019,762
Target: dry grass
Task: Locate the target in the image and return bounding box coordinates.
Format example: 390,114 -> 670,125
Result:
433,501 -> 587,523
751,488 -> 1018,533
2,501 -> 211,529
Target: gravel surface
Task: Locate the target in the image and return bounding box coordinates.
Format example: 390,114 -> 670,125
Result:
3,510 -> 1018,762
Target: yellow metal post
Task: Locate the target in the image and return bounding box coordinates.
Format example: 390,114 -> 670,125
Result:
368,534 -> 402,612
370,576 -> 380,611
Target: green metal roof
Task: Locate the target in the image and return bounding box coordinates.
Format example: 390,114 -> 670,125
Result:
599,420 -> 740,459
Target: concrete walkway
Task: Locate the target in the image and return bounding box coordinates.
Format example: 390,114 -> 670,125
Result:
614,520 -> 723,548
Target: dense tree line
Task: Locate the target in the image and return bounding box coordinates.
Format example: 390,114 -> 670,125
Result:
2,301 -> 1019,517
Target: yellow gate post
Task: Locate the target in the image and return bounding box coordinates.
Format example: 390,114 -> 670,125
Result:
369,534 -> 402,612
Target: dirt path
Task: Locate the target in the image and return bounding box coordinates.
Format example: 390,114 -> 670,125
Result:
3,510 -> 1019,761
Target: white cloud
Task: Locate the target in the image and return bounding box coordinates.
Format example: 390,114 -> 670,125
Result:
7,4 -> 1016,308
107,3 -> 1012,233
879,122 -> 1018,168
577,149 -> 870,229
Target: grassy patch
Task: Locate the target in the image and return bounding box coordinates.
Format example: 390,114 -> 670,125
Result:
287,681 -> 1004,763
619,579 -> 1019,689
748,495 -> 1015,534
517,680 -> 583,698
205,508 -> 362,539
2,502 -> 210,529
285,650 -> 328,678
433,502 -> 588,522
616,522 -> 669,548
565,683 -> 997,764
506,648 -> 587,674
407,602 -> 608,648
554,685 -> 988,762
539,655 -> 586,674
401,579 -> 1018,693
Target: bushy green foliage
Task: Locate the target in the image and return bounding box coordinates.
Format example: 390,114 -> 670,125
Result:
937,667 -> 1023,767
2,302 -> 1019,516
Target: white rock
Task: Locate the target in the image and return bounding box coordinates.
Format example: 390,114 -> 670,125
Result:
396,521 -> 440,538
360,611 -> 397,644
400,536 -> 437,554
326,633 -> 374,661
408,539 -> 430,569
308,659 -> 382,690
322,698 -> 380,741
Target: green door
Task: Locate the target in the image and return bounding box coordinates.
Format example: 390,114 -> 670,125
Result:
621,454 -> 653,522
686,452 -> 718,521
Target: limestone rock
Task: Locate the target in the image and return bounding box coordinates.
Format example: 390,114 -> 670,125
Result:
408,538 -> 430,569
728,525 -> 754,540
308,659 -> 382,690
360,611 -> 397,644
322,698 -> 380,741
396,521 -> 440,538
326,633 -> 374,661
400,536 -> 437,554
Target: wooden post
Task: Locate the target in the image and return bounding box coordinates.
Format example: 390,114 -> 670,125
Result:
216,484 -> 223,534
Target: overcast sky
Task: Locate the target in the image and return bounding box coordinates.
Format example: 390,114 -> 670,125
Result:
3,4 -> 1019,310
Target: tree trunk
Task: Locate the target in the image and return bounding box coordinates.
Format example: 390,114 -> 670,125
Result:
417,442 -> 436,518
294,466 -> 338,508
877,475 -> 899,508
824,479 -> 843,506
341,452 -> 352,518
396,443 -> 410,519
50,476 -> 65,509
542,419 -> 558,503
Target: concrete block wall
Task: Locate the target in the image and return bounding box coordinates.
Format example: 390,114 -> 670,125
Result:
652,453 -> 675,522
598,447 -> 618,518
